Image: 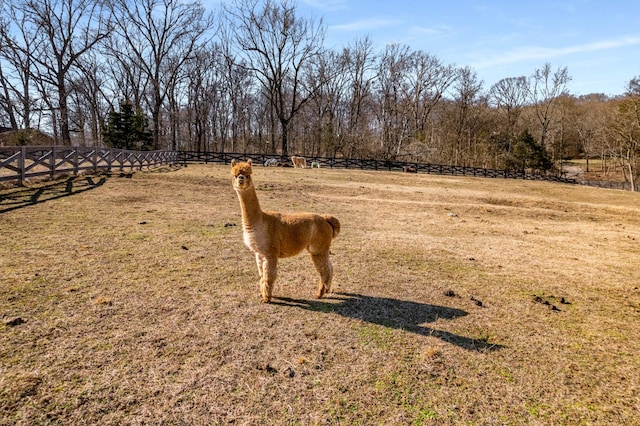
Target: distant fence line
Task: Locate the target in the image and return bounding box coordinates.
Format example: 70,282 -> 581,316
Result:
179,151 -> 591,185
0,146 -> 178,186
180,151 -> 637,190
0,147 -> 632,191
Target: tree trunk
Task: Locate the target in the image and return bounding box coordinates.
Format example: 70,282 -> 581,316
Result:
627,150 -> 636,192
0,68 -> 18,129
281,118 -> 289,157
58,89 -> 71,145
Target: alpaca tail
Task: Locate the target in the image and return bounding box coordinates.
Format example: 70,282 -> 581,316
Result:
323,215 -> 340,239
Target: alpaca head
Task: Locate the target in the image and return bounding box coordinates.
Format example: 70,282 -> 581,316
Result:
231,159 -> 253,191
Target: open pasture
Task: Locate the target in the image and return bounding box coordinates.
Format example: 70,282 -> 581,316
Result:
1,163 -> 639,425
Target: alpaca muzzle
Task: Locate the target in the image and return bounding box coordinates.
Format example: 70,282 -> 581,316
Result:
234,174 -> 251,191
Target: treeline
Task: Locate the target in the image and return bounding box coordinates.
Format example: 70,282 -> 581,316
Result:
1,0 -> 639,188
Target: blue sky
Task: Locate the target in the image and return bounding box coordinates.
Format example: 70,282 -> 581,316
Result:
296,0 -> 640,96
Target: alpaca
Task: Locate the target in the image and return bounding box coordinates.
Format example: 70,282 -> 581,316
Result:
291,156 -> 307,168
231,159 -> 340,302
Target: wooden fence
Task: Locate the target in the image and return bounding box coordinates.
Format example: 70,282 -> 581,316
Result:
0,146 -> 178,186
177,151 -> 584,185
1,147 -> 631,191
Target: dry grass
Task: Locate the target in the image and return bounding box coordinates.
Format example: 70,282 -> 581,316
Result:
1,163 -> 639,425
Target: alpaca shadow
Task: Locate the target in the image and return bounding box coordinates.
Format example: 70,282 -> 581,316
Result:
273,292 -> 503,352
0,174 -> 109,214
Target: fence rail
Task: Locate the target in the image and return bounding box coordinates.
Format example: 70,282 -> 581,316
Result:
0,146 -> 178,186
177,151 -> 586,186
1,147 -> 631,191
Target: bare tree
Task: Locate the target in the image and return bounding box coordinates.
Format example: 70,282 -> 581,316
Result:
375,45 -> 456,160
0,12 -> 30,129
375,43 -> 411,159
572,94 -> 612,170
101,39 -> 149,113
449,66 -> 484,166
3,0 -> 111,145
404,50 -> 457,140
343,36 -> 377,157
527,63 -> 572,160
206,46 -> 235,153
608,79 -> 640,190
182,46 -> 216,152
109,0 -> 214,150
70,51 -> 117,146
226,0 -> 326,157
0,43 -> 20,128
219,20 -> 254,153
628,77 -> 640,96
1,4 -> 45,130
302,48 -> 350,156
488,76 -> 529,145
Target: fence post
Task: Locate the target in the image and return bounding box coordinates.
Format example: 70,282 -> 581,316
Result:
18,146 -> 26,186
50,146 -> 56,180
73,148 -> 79,176
106,149 -> 112,172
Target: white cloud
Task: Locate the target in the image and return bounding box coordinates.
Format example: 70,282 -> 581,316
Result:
330,18 -> 401,32
472,36 -> 640,69
301,0 -> 347,11
408,25 -> 454,38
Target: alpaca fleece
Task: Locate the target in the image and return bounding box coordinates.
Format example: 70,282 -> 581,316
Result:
231,159 -> 340,302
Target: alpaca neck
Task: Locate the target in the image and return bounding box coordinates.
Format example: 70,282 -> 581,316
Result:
236,185 -> 262,228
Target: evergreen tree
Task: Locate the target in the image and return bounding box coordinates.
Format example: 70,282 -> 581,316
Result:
505,130 -> 553,173
103,101 -> 152,150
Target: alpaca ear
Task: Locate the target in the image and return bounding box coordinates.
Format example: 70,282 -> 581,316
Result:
247,159 -> 252,166
231,159 -> 237,166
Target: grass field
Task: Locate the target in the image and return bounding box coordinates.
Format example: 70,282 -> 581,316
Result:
1,163 -> 639,425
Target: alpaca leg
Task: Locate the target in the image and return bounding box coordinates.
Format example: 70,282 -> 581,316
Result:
260,256 -> 278,303
255,253 -> 265,299
255,253 -> 264,279
311,252 -> 333,298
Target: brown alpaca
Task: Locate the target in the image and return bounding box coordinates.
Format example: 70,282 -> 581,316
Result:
291,156 -> 307,168
231,159 -> 340,303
